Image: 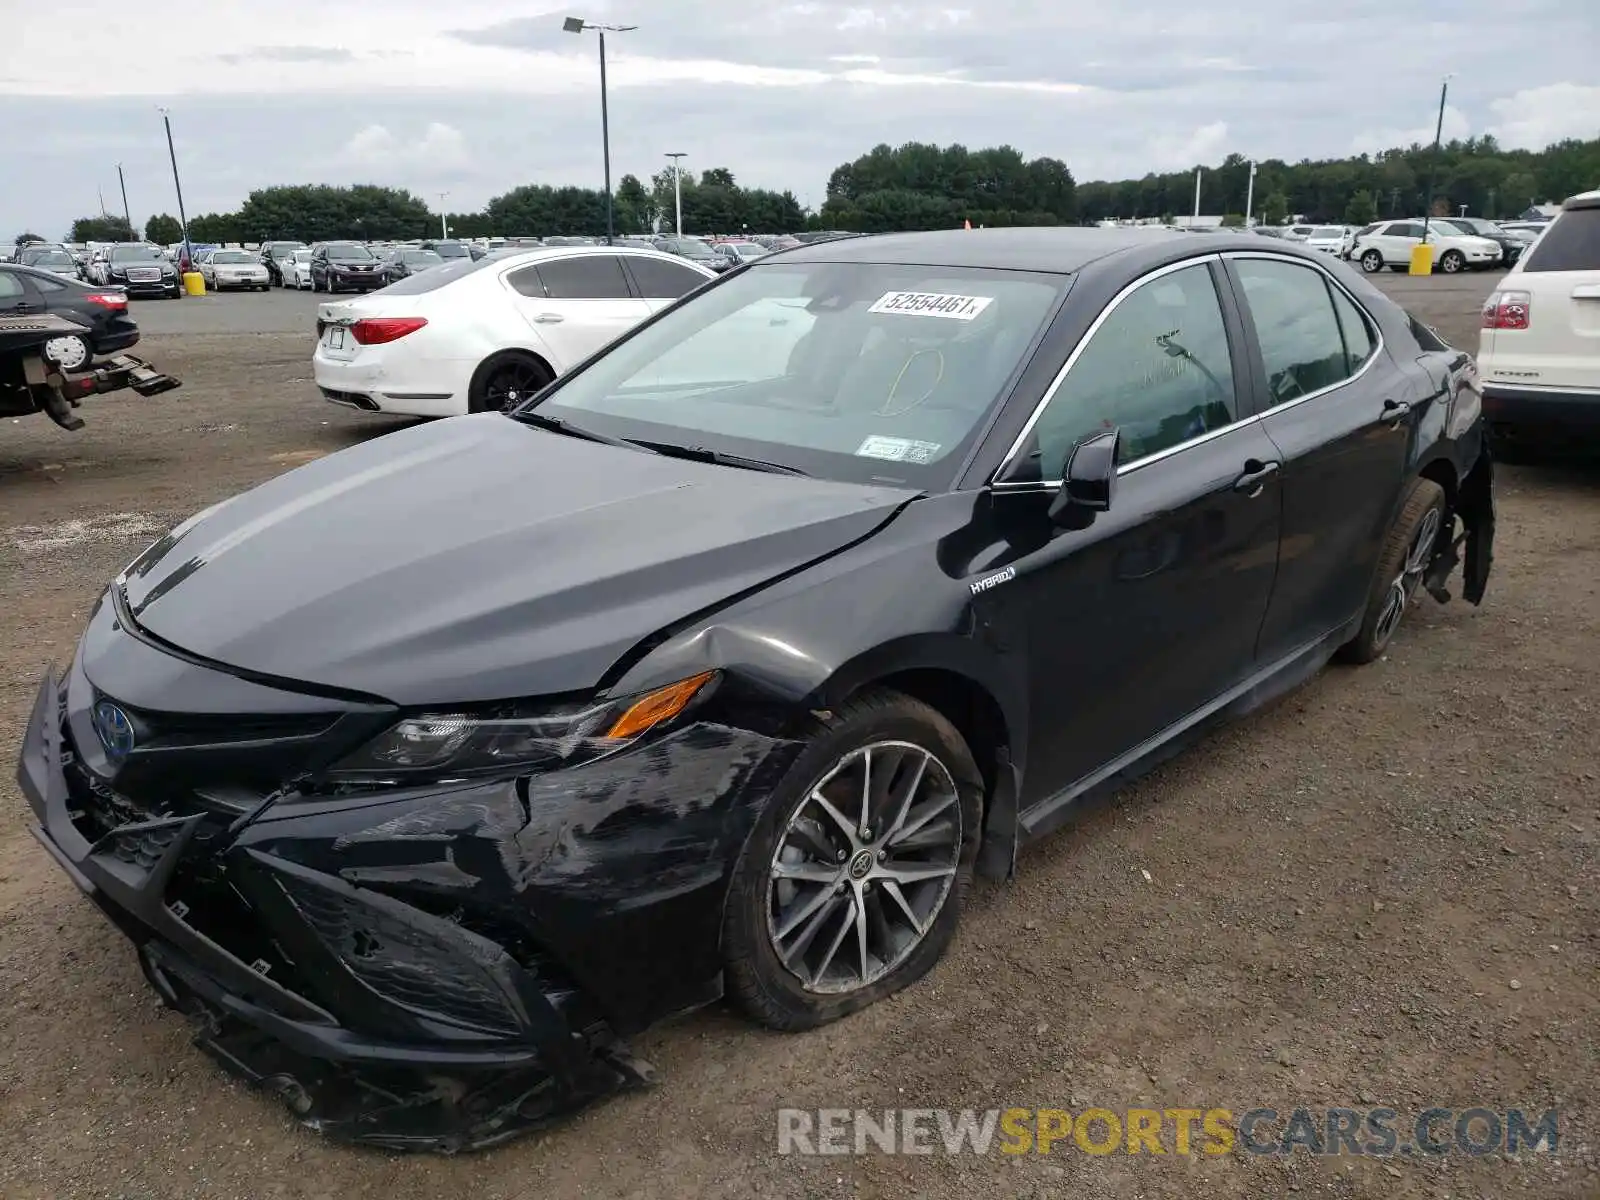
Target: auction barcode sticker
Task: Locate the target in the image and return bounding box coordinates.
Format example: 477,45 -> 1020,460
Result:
868,291 -> 994,320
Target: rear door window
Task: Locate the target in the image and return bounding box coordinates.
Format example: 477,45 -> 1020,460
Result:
1233,257 -> 1352,404
1522,207 -> 1600,272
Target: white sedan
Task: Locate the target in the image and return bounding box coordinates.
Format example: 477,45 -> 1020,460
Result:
311,246 -> 717,416
289,248 -> 315,289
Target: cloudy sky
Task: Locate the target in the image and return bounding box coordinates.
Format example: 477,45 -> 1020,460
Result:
3,0 -> 1596,239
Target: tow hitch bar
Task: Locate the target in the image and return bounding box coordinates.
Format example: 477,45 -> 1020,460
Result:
35,353 -> 182,430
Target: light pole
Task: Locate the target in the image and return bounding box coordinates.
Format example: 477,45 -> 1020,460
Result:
664,152 -> 686,236
115,163 -> 133,241
1192,167 -> 1202,219
157,107 -> 193,270
563,16 -> 637,245
1419,74 -> 1452,244
1244,160 -> 1257,228
437,192 -> 450,240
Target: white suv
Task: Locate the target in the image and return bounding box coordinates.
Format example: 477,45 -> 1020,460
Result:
1349,220 -> 1502,274
1478,189 -> 1600,455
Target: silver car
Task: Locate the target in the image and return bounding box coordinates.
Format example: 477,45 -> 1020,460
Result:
201,249 -> 271,292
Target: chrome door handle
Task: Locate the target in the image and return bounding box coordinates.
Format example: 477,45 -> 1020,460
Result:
534,312 -> 564,324
1232,459 -> 1280,496
1382,399 -> 1412,427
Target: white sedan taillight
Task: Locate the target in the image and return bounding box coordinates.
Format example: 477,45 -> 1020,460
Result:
1481,290 -> 1531,331
351,317 -> 428,345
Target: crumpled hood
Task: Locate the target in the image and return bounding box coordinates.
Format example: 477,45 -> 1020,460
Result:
120,414 -> 913,704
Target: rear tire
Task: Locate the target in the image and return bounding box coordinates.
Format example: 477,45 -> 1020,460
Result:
721,689 -> 983,1031
1339,478 -> 1447,665
467,350 -> 554,413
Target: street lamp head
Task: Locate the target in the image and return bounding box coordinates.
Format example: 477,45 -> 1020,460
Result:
563,16 -> 585,32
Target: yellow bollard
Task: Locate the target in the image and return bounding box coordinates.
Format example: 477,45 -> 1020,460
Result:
1408,244 -> 1433,276
183,271 -> 206,296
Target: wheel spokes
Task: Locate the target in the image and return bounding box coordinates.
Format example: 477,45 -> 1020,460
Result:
766,739 -> 963,995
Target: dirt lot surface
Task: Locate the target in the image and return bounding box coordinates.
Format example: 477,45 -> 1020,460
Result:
1,270 -> 1595,1199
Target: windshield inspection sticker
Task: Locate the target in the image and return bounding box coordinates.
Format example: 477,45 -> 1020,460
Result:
868,291 -> 994,320
855,435 -> 942,464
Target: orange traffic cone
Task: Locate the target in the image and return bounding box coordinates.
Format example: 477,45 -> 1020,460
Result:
963,218 -> 972,230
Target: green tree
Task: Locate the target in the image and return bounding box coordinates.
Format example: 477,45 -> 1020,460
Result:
13,231 -> 46,247
614,174 -> 652,233
144,214 -> 183,244
1499,172 -> 1540,213
233,184 -> 432,242
69,215 -> 138,243
1261,191 -> 1289,225
1343,189 -> 1378,226
1221,213 -> 1246,227
699,166 -> 737,189
188,212 -> 240,243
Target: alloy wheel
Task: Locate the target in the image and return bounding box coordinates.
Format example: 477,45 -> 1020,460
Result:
1374,507 -> 1441,646
1361,251 -> 1382,273
483,361 -> 548,411
766,741 -> 962,995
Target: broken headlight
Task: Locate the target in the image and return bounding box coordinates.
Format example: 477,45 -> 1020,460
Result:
327,671 -> 717,781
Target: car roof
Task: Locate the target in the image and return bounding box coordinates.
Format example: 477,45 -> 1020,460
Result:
487,245 -> 713,269
773,226 -> 1289,274
1563,189 -> 1600,211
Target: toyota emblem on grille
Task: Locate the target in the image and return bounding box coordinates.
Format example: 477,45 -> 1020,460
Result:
92,700 -> 136,761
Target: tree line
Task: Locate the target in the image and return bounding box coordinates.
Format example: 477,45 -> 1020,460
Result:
57,132 -> 1596,246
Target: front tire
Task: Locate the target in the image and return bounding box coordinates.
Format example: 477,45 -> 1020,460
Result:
1360,250 -> 1383,273
1439,250 -> 1465,274
722,690 -> 983,1031
1339,478 -> 1447,665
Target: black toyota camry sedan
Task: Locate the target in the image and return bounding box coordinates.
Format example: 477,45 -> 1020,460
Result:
19,228 -> 1495,1150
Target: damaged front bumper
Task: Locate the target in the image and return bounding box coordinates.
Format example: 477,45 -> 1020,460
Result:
18,658 -> 797,1151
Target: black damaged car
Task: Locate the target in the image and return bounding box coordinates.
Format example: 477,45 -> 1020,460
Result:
19,229 -> 1494,1151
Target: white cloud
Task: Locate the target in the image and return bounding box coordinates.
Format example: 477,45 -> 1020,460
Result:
1348,105 -> 1472,154
342,122 -> 472,171
1149,121 -> 1229,171
1485,83 -> 1600,150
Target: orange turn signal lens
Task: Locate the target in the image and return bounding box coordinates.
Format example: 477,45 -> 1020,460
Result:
604,672 -> 716,740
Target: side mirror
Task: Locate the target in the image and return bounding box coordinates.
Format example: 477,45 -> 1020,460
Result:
1047,429 -> 1120,527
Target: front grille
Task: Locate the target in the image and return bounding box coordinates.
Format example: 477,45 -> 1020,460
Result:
275,871 -> 523,1035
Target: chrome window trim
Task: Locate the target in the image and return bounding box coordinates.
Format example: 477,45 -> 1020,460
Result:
985,254 -> 1222,483
988,250 -> 1389,492
990,254 -> 1241,486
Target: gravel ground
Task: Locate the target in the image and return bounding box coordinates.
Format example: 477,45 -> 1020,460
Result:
1,270 -> 1595,1200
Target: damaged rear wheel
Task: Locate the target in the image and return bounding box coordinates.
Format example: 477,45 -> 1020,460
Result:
722,689 -> 982,1031
1340,476 -> 1446,664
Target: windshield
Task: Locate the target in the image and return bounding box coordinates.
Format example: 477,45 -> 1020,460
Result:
293,250 -> 312,262
267,242 -> 303,254
404,250 -> 443,265
325,243 -> 375,261
1310,227 -> 1344,239
432,242 -> 469,258
532,261 -> 1067,487
212,251 -> 252,263
110,246 -> 164,262
32,251 -> 74,266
